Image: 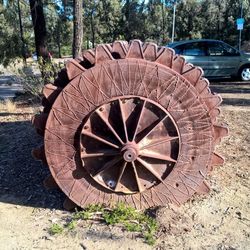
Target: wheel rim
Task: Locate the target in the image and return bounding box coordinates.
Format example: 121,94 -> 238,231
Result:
241,68 -> 250,81
44,58 -> 215,208
80,96 -> 180,194
38,40 -> 228,209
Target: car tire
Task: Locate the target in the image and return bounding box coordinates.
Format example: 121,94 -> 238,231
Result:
239,65 -> 250,81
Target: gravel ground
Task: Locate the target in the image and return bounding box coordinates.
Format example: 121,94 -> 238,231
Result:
0,75 -> 23,100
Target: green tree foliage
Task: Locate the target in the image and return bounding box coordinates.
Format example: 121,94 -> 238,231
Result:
121,0 -> 147,41
200,0 -> 250,45
45,3 -> 73,57
82,0 -> 122,48
0,0 -> 250,66
145,0 -> 169,44
0,1 -> 31,66
97,0 -> 122,42
173,0 -> 203,40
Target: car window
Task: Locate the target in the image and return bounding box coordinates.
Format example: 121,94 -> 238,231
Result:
207,42 -> 239,56
173,45 -> 183,55
174,42 -> 206,56
221,42 -> 240,56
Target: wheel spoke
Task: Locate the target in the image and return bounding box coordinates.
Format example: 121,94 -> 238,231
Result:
118,99 -> 129,142
139,151 -> 177,163
136,157 -> 163,182
114,162 -> 127,191
132,100 -> 146,141
96,109 -> 124,145
82,130 -> 120,149
140,136 -> 179,150
81,150 -> 119,158
136,114 -> 168,143
93,156 -> 122,177
131,161 -> 143,192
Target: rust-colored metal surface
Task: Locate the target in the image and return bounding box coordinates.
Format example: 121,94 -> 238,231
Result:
32,40 -> 228,209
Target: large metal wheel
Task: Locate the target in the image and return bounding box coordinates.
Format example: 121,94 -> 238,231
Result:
32,40 -> 228,209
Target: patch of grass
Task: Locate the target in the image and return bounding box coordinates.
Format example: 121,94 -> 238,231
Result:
73,210 -> 91,220
73,204 -> 105,220
66,220 -> 77,230
49,223 -> 64,235
102,204 -> 158,245
124,221 -> 142,232
103,203 -> 142,224
48,203 -> 158,245
143,231 -> 157,246
142,216 -> 158,245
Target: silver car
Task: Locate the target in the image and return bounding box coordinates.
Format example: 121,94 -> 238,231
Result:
168,39 -> 250,81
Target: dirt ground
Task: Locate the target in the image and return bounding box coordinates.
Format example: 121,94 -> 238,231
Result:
0,80 -> 249,250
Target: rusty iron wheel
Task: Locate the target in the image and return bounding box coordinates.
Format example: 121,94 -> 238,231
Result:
32,40 -> 228,209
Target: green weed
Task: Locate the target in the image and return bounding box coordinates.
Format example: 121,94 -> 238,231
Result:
102,203 -> 158,244
143,231 -> 157,246
66,220 -> 77,230
49,223 -> 64,235
48,203 -> 158,245
124,222 -> 142,232
102,203 -> 144,224
73,204 -> 105,220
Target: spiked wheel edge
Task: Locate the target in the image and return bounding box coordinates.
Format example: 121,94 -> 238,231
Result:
32,40 -> 228,209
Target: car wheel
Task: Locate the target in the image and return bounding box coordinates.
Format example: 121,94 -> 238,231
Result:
240,66 -> 250,81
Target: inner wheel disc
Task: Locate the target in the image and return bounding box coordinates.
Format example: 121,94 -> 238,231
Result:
80,96 -> 180,194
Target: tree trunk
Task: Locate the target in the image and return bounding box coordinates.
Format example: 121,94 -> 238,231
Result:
73,0 -> 83,58
90,10 -> 95,48
58,41 -> 62,58
57,20 -> 62,58
29,0 -> 48,59
161,2 -> 165,43
17,0 -> 26,65
87,37 -> 90,49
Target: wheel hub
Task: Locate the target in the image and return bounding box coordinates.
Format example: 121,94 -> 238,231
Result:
122,143 -> 138,162
80,96 -> 180,194
242,68 -> 250,81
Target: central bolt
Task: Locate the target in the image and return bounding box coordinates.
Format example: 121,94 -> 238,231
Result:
121,143 -> 139,162
123,148 -> 137,162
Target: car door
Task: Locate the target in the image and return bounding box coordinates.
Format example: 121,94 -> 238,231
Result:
174,42 -> 209,75
206,41 -> 241,77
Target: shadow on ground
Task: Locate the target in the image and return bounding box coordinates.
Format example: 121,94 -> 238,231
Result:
210,80 -> 250,106
0,120 -> 65,209
210,84 -> 250,94
220,98 -> 250,106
